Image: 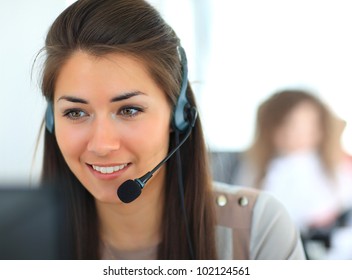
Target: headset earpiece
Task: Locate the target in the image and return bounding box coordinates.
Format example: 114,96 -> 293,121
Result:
45,101 -> 54,134
45,48 -> 195,134
173,46 -> 197,133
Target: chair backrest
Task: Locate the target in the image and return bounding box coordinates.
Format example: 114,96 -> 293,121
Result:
209,151 -> 244,185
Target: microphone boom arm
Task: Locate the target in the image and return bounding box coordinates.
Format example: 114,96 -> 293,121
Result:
137,118 -> 194,186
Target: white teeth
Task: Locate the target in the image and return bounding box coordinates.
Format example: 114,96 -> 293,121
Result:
92,164 -> 127,174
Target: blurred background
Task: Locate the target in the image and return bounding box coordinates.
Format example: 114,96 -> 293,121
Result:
1,0 -> 352,184
1,0 -> 352,260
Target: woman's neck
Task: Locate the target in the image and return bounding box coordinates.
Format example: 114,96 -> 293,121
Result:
95,175 -> 165,251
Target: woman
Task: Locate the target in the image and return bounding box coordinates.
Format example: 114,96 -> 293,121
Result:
38,0 -> 305,259
238,90 -> 352,227
229,89 -> 352,258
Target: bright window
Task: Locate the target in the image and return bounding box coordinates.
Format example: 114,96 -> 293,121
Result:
153,0 -> 352,154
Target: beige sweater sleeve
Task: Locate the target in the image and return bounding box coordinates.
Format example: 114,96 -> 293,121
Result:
214,182 -> 306,260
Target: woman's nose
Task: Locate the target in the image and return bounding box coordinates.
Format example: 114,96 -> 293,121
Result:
87,118 -> 121,156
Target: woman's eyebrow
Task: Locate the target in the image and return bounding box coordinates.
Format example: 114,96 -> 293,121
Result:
56,91 -> 145,104
110,91 -> 145,102
57,96 -> 88,104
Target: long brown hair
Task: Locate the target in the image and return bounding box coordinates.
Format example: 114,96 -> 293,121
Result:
38,0 -> 216,259
247,89 -> 344,188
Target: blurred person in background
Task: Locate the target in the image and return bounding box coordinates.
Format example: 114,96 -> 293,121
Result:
213,89 -> 352,259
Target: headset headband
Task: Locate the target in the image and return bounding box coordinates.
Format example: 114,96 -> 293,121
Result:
45,46 -> 194,134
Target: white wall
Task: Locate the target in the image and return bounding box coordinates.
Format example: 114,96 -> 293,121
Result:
200,0 -> 352,153
1,0 -> 352,185
151,0 -> 352,154
0,0 -> 66,184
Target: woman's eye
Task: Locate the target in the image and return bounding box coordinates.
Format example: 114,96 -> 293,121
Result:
63,109 -> 88,120
120,107 -> 142,117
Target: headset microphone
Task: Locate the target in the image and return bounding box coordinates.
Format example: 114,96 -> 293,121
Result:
44,45 -> 195,257
117,107 -> 197,203
117,45 -> 195,204
43,45 -> 195,206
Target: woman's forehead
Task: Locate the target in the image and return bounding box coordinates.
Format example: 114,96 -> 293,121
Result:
53,51 -> 166,101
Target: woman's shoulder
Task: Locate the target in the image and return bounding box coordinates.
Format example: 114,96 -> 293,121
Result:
213,181 -> 268,230
213,180 -> 298,221
212,181 -> 306,259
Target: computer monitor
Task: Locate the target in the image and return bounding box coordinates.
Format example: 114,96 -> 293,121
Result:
0,186 -> 71,259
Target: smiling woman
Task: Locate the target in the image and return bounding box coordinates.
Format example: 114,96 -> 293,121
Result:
36,0 -> 305,260
54,51 -> 171,204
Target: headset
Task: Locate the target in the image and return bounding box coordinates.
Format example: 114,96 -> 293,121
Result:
44,46 -> 196,259
45,100 -> 54,134
172,46 -> 195,132
45,46 -> 194,134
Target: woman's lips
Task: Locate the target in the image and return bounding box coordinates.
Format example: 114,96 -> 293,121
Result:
92,163 -> 128,174
87,163 -> 130,180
